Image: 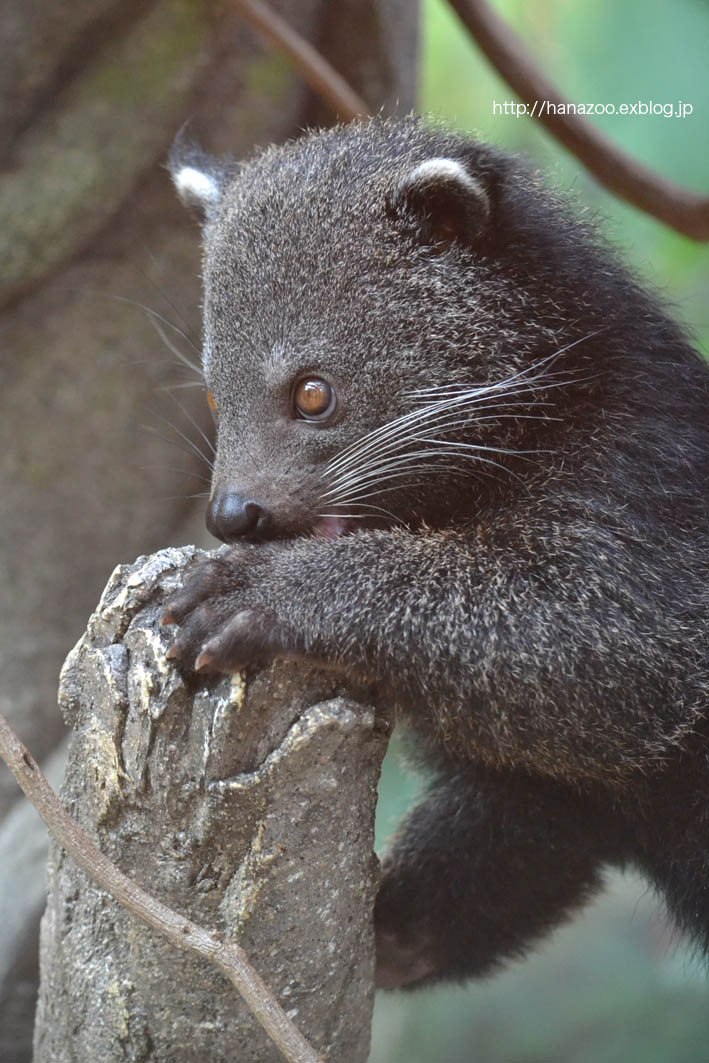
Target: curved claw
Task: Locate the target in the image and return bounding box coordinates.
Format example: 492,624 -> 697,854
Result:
165,638 -> 187,661
194,647 -> 216,671
160,549 -> 283,674
162,557 -> 238,626
162,586 -> 209,625
193,610 -> 258,673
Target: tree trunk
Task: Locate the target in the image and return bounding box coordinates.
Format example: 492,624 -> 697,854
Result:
0,2 -> 418,1056
34,548 -> 391,1062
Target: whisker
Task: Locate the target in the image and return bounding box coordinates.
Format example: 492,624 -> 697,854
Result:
326,431 -> 541,502
325,428 -> 544,495
324,497 -> 410,519
147,413 -> 214,470
325,390 -> 558,479
325,463 -> 481,504
147,316 -> 203,379
60,287 -> 202,357
408,374 -> 596,407
140,463 -> 213,483
138,254 -> 199,341
162,492 -> 211,502
117,296 -> 201,356
317,503 -> 407,527
325,454 -> 469,497
417,438 -> 548,457
164,391 -> 215,457
141,425 -> 212,469
336,501 -> 405,521
329,441 -> 498,482
326,477 -> 469,509
332,457 -> 503,501
325,360 -> 591,491
316,513 -> 370,520
336,451 -> 525,495
156,380 -> 207,392
404,328 -> 605,401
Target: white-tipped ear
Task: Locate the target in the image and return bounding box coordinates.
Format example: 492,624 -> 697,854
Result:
172,165 -> 222,213
387,156 -> 490,245
406,158 -> 486,198
168,131 -> 229,220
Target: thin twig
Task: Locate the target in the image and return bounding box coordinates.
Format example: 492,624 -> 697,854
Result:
231,0 -> 370,121
0,709 -> 324,1063
447,0 -> 709,241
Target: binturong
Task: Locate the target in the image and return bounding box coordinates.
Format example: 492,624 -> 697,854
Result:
164,117 -> 709,989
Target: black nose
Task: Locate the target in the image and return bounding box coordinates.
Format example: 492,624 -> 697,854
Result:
206,491 -> 272,542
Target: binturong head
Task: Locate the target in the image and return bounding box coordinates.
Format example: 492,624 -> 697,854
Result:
168,117 -> 645,545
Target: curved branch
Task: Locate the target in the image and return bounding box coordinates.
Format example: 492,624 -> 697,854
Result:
0,709 -> 324,1063
232,0 -> 370,121
447,0 -> 709,241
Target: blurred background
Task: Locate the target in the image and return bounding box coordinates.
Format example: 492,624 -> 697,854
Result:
1,0 -> 707,1059
372,1 -> 709,1060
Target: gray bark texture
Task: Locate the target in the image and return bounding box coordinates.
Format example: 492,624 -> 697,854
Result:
34,548 -> 391,1062
0,1 -> 418,1057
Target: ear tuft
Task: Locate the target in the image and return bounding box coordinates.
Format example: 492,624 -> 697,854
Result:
173,166 -> 221,212
387,157 -> 491,247
167,130 -> 228,220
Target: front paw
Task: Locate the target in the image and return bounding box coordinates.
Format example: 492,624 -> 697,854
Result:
162,550 -> 291,674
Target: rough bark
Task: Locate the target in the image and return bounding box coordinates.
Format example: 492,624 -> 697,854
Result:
0,2 -> 418,1056
33,548 -> 391,1062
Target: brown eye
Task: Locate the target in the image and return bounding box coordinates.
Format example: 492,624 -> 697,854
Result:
293,377 -> 336,421
206,389 -> 217,414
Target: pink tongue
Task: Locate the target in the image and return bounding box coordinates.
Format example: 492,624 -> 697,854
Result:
314,516 -> 350,539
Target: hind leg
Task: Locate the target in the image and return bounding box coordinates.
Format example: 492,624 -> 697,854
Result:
375,762 -> 615,988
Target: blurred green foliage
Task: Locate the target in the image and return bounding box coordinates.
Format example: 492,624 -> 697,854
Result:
371,1 -> 709,1060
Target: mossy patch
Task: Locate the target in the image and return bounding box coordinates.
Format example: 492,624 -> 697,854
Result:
0,0 -> 209,305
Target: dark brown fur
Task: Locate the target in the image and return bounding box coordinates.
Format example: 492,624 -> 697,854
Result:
165,118 -> 709,986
